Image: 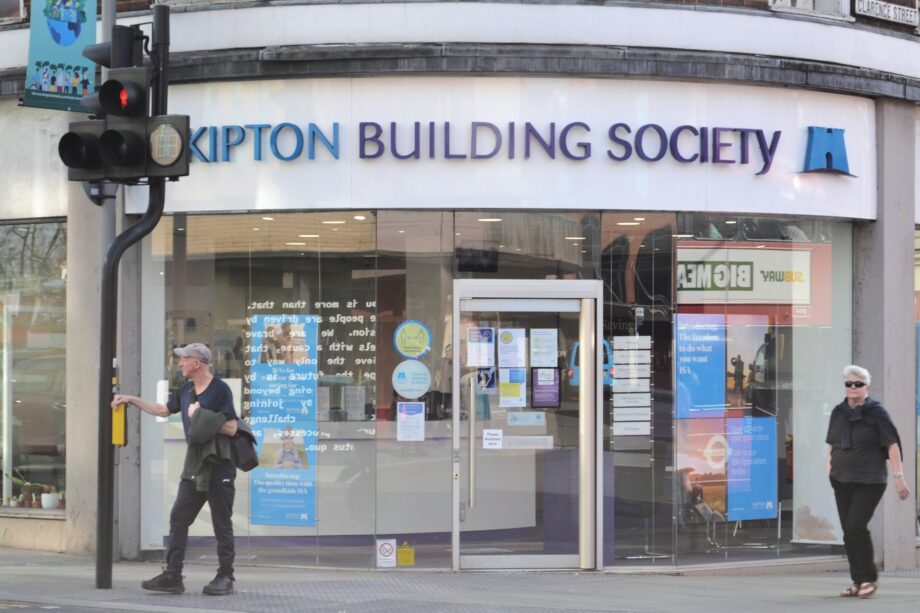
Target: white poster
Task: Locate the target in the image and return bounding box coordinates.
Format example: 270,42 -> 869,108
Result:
499,368 -> 527,407
529,329 -> 558,367
397,402 -> 425,442
483,429 -> 503,449
467,327 -> 495,367
344,385 -> 366,421
498,328 -> 526,367
376,539 -> 397,568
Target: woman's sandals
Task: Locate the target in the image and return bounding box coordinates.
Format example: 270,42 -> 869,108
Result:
856,582 -> 877,598
840,583 -> 860,597
840,582 -> 877,598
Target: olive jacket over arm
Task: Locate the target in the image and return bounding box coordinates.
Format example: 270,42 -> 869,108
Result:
181,408 -> 233,492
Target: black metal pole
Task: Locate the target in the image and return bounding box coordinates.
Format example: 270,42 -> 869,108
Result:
95,4 -> 170,589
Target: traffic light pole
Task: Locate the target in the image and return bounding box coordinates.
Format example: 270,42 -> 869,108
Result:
96,4 -> 171,590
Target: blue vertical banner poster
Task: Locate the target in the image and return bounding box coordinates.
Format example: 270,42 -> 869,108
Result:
248,314 -> 319,526
726,417 -> 777,521
676,313 -> 726,419
23,0 -> 96,111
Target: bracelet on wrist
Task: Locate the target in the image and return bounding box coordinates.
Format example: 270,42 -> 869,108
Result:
893,471 -> 903,478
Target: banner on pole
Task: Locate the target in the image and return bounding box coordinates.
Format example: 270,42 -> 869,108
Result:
22,0 -> 96,111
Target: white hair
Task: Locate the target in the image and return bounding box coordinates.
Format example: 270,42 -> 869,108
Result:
843,365 -> 871,385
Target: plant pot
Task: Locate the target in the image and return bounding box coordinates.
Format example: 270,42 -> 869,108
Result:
22,493 -> 33,506
41,493 -> 60,509
31,499 -> 42,509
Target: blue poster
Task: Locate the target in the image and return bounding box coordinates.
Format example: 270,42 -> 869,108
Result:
676,313 -> 726,419
248,314 -> 319,526
726,416 -> 777,521
23,0 -> 96,111
249,421 -> 318,526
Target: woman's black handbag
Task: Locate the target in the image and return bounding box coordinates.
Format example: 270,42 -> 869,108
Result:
233,419 -> 259,472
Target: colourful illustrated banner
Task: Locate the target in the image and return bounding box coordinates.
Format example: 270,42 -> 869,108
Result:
248,314 -> 318,526
23,0 -> 96,111
726,417 -> 777,521
676,313 -> 726,418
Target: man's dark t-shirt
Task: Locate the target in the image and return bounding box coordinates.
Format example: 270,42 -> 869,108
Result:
825,397 -> 899,484
167,377 -> 237,480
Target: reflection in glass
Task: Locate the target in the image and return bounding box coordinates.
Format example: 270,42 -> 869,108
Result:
0,221 -> 67,508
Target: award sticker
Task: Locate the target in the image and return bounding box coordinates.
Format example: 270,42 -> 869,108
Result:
394,320 -> 432,359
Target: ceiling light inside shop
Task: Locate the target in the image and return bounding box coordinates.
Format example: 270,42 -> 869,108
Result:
617,222 -> 640,226
725,220 -> 737,225
176,227 -> 184,231
565,236 -> 585,240
252,228 -> 260,231
633,217 -> 646,221
322,220 -> 346,225
477,218 -> 502,222
353,215 -> 366,221
299,234 -> 319,238
756,245 -> 765,248
261,216 -> 274,221
399,230 -> 405,234
285,242 -> 306,246
581,250 -> 587,254
672,234 -> 694,238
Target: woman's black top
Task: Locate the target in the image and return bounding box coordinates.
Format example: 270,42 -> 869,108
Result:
825,397 -> 900,484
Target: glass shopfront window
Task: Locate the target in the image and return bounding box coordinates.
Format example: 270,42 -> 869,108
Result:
668,214 -> 850,563
142,210 -> 850,568
0,220 -> 67,510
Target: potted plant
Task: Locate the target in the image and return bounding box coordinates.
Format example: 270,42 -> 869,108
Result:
21,483 -> 33,507
31,485 -> 43,508
41,486 -> 60,510
58,490 -> 66,509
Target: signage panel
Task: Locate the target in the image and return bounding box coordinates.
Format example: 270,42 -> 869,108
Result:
129,78 -> 877,219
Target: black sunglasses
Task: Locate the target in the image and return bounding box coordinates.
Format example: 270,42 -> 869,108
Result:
844,381 -> 867,388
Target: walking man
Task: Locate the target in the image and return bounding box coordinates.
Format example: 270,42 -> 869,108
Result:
112,343 -> 238,595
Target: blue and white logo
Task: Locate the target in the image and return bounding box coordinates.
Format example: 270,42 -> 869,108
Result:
802,126 -> 854,176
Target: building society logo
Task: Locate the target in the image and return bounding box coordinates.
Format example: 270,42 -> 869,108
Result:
802,126 -> 854,176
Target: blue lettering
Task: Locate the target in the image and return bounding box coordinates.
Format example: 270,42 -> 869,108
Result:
524,122 -> 555,159
359,122 -> 384,159
560,122 -> 590,161
669,125 -> 699,163
444,122 -> 467,159
712,127 -> 732,164
245,124 -> 270,161
189,127 -> 209,163
270,123 -> 303,161
221,125 -> 245,162
390,121 -> 420,160
755,130 -> 782,175
308,123 -> 339,159
635,124 -> 667,162
607,123 -> 632,161
699,127 -> 709,163
471,122 -> 502,159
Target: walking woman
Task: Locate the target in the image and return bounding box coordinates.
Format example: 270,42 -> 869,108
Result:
826,365 -> 911,598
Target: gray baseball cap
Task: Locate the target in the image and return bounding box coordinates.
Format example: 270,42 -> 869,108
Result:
173,343 -> 212,364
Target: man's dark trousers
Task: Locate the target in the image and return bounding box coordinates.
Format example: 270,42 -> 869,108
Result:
165,462 -> 236,578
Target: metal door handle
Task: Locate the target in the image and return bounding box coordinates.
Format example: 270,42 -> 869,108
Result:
468,375 -> 476,508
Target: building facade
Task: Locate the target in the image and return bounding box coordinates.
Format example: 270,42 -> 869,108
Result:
1,0 -> 918,571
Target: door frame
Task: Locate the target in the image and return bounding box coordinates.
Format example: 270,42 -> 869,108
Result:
451,279 -> 603,570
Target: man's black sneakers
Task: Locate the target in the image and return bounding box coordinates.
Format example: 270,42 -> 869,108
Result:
141,571 -> 185,593
202,574 -> 235,596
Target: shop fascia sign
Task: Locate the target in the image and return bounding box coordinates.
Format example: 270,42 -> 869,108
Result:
188,120 -> 852,177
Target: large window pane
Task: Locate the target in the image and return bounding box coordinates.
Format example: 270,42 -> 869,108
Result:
0,221 -> 67,509
672,214 -> 848,562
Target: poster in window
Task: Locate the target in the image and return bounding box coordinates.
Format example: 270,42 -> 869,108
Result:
531,368 -> 560,408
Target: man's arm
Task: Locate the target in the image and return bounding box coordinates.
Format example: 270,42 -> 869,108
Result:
218,418 -> 238,437
112,394 -> 169,418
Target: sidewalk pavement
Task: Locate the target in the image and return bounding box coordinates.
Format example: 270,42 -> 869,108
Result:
0,548 -> 918,612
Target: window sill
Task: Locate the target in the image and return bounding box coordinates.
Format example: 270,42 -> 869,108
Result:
0,508 -> 65,520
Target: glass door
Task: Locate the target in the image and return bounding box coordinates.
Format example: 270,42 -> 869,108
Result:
452,280 -> 601,569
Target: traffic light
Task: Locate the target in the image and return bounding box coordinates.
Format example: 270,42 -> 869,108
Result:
96,66 -> 150,182
58,22 -> 190,186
